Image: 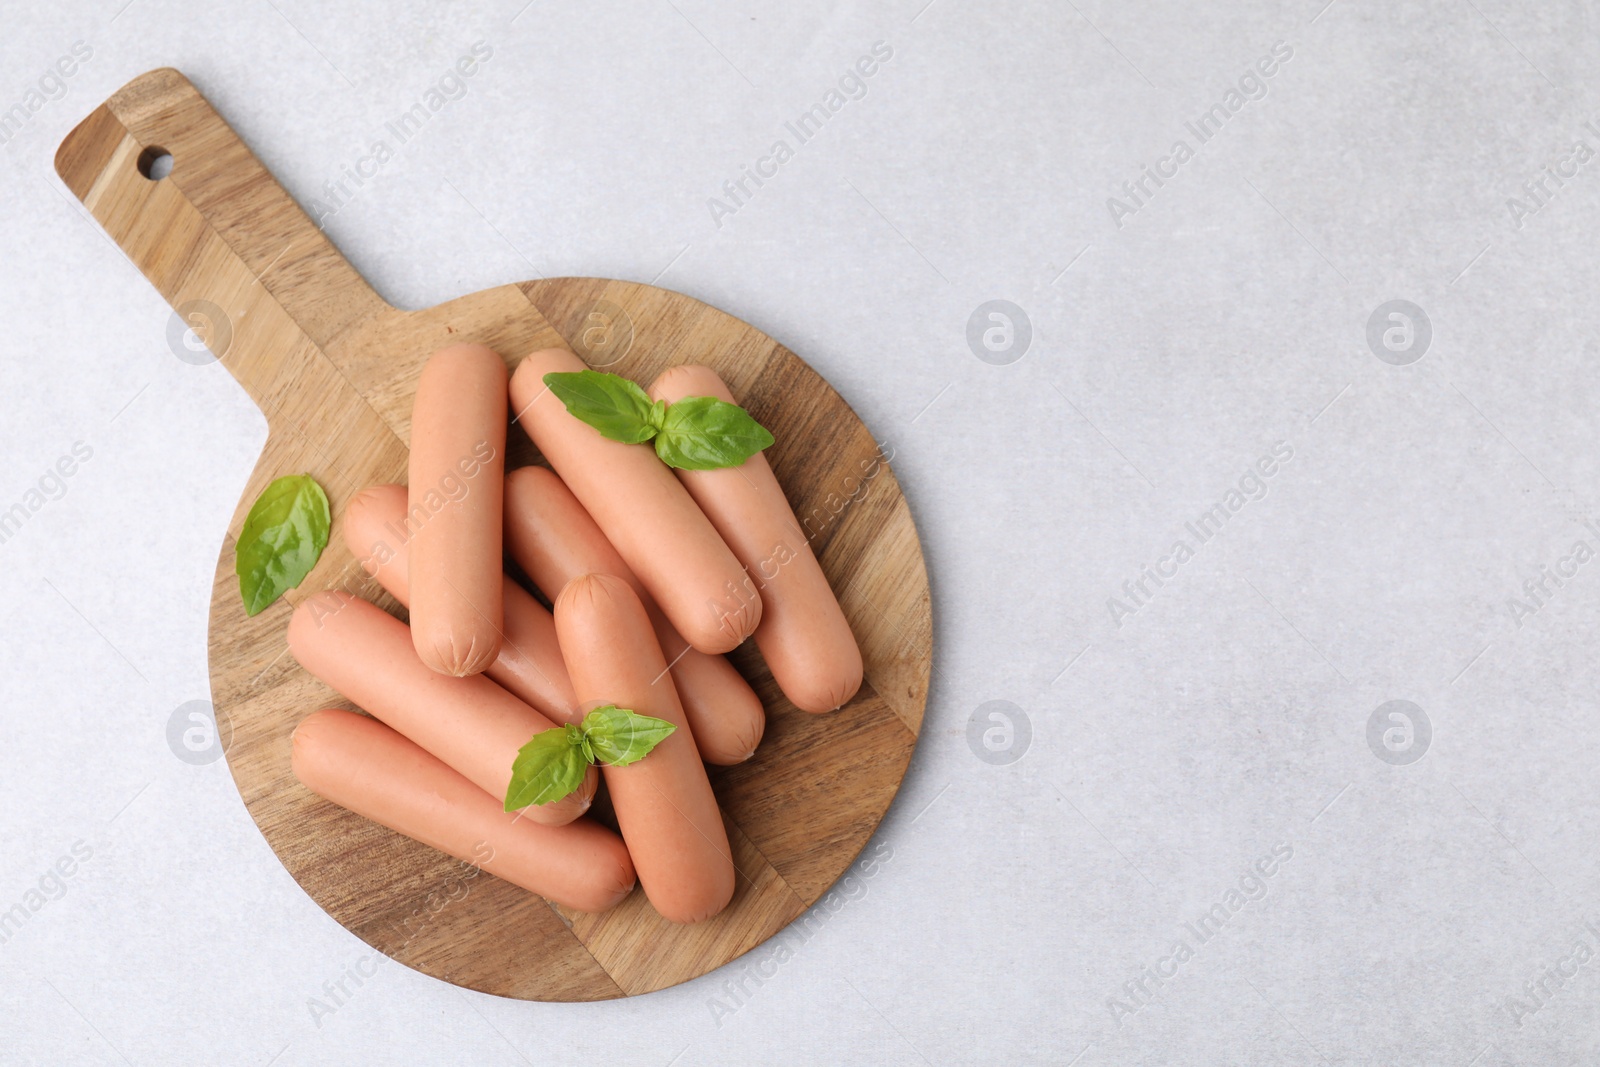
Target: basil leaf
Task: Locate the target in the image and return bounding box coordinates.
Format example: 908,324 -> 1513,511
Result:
235,474 -> 330,617
543,370 -> 658,444
542,368 -> 774,471
504,723 -> 590,810
654,395 -> 775,470
581,704 -> 677,766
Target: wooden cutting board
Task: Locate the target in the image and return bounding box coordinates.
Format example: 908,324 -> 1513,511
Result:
55,69 -> 930,1000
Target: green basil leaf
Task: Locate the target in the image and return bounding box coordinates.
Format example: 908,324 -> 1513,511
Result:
235,474 -> 330,617
581,704 -> 677,767
504,723 -> 590,810
543,370 -> 659,445
654,395 -> 775,470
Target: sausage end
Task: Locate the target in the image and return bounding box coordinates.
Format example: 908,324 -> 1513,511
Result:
652,876 -> 736,925
586,853 -> 639,914
648,363 -> 735,406
553,570 -> 634,619
787,666 -> 864,715
686,681 -> 765,765
509,348 -> 584,410
412,621 -> 502,678
681,587 -> 763,655
422,342 -> 509,384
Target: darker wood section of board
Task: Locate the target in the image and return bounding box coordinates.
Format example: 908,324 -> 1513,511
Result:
53,102 -> 124,201
709,672 -> 917,906
555,814 -> 808,996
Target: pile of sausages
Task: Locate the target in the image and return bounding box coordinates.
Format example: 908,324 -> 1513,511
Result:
285,344 -> 863,924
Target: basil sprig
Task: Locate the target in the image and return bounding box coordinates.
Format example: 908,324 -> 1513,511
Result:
543,370 -> 773,470
235,473 -> 330,617
503,704 -> 677,811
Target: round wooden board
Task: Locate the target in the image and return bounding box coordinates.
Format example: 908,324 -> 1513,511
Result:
56,70 -> 930,1000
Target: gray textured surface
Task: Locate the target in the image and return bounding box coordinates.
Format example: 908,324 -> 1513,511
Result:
3,1 -> 1599,1063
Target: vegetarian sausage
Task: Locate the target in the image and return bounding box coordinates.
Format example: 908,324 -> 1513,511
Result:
554,573 -> 735,924
292,709 -> 634,913
344,484 -> 579,725
408,343 -> 508,677
287,590 -> 596,826
649,365 -> 862,713
503,465 -> 764,763
509,348 -> 759,655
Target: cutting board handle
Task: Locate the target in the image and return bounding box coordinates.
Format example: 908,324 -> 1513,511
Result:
54,69 -> 391,402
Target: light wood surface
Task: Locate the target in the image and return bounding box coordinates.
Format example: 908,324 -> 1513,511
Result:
55,69 -> 931,1001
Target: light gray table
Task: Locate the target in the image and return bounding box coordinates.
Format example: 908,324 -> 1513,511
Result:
3,1 -> 1596,1063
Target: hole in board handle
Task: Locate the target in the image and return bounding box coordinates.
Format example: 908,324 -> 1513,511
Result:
137,146 -> 173,181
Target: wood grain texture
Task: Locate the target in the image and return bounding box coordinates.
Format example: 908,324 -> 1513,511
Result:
56,69 -> 931,1001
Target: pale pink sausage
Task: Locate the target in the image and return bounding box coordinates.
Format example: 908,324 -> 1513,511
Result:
509,348 -> 759,654
343,484 -> 579,725
287,591 -> 596,826
408,343 -> 508,677
292,709 -> 634,913
503,465 -> 764,763
649,365 -> 862,713
555,574 -> 735,924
